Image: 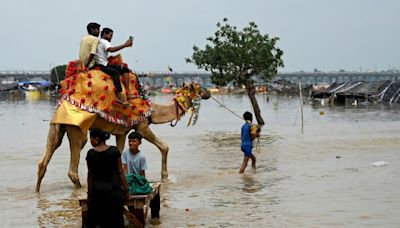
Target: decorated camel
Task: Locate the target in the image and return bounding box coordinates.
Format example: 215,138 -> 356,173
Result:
35,59 -> 210,192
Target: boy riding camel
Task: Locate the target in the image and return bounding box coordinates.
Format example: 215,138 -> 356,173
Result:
79,22 -> 100,69
94,28 -> 134,104
79,23 -> 134,105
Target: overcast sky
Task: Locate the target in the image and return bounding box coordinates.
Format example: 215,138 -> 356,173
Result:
1,0 -> 399,73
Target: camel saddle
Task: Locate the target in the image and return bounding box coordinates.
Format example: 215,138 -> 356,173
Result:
52,56 -> 152,132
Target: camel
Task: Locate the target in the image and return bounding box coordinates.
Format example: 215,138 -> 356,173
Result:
35,82 -> 210,192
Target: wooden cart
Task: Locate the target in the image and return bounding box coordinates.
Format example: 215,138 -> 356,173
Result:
79,182 -> 161,228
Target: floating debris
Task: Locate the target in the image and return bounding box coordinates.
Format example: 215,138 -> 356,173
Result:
370,161 -> 389,167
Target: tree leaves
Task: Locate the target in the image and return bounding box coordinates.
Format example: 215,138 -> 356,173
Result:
50,64 -> 67,83
186,18 -> 284,87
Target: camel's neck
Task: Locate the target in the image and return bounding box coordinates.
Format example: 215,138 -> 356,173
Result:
150,99 -> 190,124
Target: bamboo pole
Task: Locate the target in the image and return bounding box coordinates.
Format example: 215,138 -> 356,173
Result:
299,81 -> 304,134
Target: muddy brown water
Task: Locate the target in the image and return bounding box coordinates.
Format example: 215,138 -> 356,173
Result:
0,92 -> 399,227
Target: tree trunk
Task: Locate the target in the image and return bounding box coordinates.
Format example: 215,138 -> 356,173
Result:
246,83 -> 265,126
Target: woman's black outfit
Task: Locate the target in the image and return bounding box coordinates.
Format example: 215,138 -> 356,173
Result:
86,146 -> 124,228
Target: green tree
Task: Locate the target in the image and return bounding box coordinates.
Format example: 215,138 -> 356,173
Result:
186,18 -> 284,125
50,64 -> 67,84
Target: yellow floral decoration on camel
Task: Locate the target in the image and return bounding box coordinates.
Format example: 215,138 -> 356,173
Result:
56,56 -> 152,128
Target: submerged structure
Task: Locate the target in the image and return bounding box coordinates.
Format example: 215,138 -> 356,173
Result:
312,80 -> 400,105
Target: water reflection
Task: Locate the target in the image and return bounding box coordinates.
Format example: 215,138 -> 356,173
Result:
0,90 -> 26,101
240,174 -> 262,193
36,186 -> 85,227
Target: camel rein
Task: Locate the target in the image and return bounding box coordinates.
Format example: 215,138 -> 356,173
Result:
210,95 -> 263,153
170,95 -> 188,127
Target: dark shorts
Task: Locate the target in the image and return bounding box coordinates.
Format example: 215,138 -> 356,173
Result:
108,64 -> 130,74
241,145 -> 253,157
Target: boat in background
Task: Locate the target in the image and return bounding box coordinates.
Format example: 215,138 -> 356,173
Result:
161,88 -> 172,94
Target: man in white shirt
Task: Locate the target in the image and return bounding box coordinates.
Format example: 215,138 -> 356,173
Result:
94,28 -> 133,104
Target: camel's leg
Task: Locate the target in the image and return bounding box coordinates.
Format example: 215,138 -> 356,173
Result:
36,124 -> 66,192
137,122 -> 169,181
115,134 -> 128,154
66,125 -> 87,188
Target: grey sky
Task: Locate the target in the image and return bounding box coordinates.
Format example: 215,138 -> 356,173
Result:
0,0 -> 399,73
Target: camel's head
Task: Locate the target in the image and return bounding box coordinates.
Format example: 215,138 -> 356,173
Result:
175,82 -> 211,101
173,82 -> 211,126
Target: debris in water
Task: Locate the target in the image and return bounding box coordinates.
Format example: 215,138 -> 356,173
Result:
370,161 -> 389,167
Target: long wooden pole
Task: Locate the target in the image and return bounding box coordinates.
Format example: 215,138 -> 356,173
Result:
299,81 -> 304,134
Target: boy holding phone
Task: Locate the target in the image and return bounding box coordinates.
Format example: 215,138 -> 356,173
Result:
94,28 -> 134,104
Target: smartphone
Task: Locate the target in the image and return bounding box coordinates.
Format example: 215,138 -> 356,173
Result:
129,36 -> 134,40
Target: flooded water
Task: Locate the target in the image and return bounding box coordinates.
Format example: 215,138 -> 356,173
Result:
1,91 -> 399,227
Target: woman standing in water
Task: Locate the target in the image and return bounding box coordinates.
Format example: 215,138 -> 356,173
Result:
86,128 -> 129,228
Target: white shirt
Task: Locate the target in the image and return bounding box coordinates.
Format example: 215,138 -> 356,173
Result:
94,38 -> 112,66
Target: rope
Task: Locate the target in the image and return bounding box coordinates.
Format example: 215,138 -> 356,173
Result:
210,95 -> 262,153
210,96 -> 243,121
